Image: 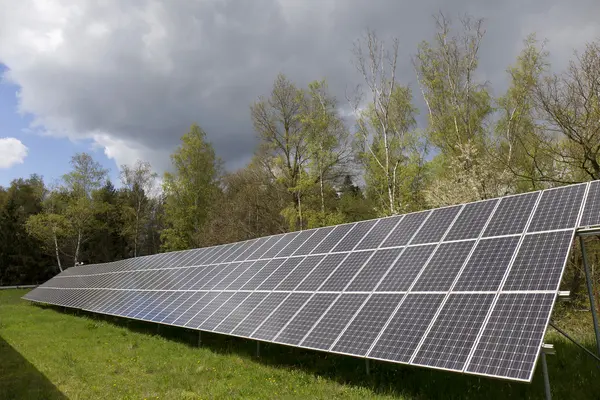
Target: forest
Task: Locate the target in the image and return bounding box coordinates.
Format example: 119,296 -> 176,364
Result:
1,14 -> 599,298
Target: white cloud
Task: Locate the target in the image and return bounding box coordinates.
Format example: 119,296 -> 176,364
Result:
0,137 -> 28,168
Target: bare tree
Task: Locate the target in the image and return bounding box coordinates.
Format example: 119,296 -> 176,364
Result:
535,40 -> 600,182
351,29 -> 411,215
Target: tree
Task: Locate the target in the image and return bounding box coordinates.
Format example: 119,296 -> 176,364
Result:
251,74 -> 308,228
351,30 -> 424,215
1,176 -> 54,284
60,153 -> 109,266
299,80 -> 351,222
413,12 -> 491,156
533,39 -> 600,183
495,34 -> 551,192
162,123 -> 221,250
25,190 -> 69,271
120,160 -> 158,257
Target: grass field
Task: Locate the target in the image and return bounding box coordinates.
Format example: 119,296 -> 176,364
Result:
1,289 -> 598,399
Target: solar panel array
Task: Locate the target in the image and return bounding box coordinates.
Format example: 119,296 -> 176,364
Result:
23,180 -> 600,382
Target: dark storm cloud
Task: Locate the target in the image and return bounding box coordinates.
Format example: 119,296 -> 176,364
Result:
0,0 -> 598,173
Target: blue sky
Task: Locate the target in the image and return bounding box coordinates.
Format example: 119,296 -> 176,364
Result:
0,64 -> 120,187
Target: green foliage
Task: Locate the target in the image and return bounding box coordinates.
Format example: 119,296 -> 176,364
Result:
162,124 -> 222,250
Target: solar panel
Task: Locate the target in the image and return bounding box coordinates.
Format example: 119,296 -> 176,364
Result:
581,180 -> 600,227
368,293 -> 445,363
453,237 -> 520,291
411,241 -> 476,292
411,293 -> 495,371
464,293 -> 555,381
274,293 -> 339,345
24,180 -> 598,383
331,293 -> 404,356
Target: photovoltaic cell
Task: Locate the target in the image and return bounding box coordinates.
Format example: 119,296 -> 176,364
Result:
483,192 -> 539,237
235,237 -> 270,261
232,292 -> 289,338
411,241 -> 476,292
275,255 -> 324,291
296,253 -> 347,291
412,293 -> 494,371
251,293 -> 312,341
502,231 -> 574,291
261,232 -> 299,259
376,245 -> 435,292
276,230 -> 316,257
300,294 -> 368,350
368,293 -> 445,362
332,293 -> 403,356
381,211 -> 430,248
292,226 -> 335,256
171,292 -> 218,327
185,292 -> 235,328
199,292 -> 251,331
312,224 -> 355,254
319,251 -> 374,291
465,293 -> 555,381
453,236 -> 520,291
226,260 -> 266,290
257,257 -> 303,290
355,216 -> 403,250
214,292 -> 268,334
581,180 -> 600,227
274,293 -> 339,345
528,184 -> 586,232
241,259 -> 285,290
345,248 -> 403,292
445,199 -> 498,241
332,220 -> 378,252
411,206 -> 461,244
249,235 -> 285,260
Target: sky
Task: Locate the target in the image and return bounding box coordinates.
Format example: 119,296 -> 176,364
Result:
0,0 -> 599,187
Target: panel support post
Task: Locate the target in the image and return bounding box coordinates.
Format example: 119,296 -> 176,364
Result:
198,331 -> 202,347
541,351 -> 551,400
580,236 -> 600,357
256,341 -> 260,358
365,359 -> 370,375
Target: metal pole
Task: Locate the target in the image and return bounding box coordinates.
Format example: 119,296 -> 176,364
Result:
365,359 -> 370,375
541,352 -> 552,400
580,236 -> 600,357
256,341 -> 260,358
198,331 -> 202,347
549,322 -> 600,363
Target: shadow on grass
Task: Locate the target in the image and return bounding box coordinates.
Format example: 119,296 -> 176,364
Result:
0,336 -> 67,400
40,304 -> 600,400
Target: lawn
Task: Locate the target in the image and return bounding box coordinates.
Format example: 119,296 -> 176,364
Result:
0,289 -> 598,399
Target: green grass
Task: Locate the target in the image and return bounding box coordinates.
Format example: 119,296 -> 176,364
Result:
0,289 -> 598,399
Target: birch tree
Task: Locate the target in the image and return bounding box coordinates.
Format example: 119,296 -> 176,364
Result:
120,160 -> 158,257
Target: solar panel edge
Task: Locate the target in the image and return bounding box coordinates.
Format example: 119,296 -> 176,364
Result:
459,183 -> 583,380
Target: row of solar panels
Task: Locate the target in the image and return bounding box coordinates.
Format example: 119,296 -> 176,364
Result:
26,287 -> 554,381
24,180 -> 600,383
44,230 -> 572,293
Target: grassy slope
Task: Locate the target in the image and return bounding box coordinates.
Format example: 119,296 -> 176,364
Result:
0,289 -> 598,400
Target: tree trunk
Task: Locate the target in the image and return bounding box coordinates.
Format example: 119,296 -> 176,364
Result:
53,229 -> 62,272
74,229 -> 81,267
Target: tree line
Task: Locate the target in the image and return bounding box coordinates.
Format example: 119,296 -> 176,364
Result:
1,14 -> 599,294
